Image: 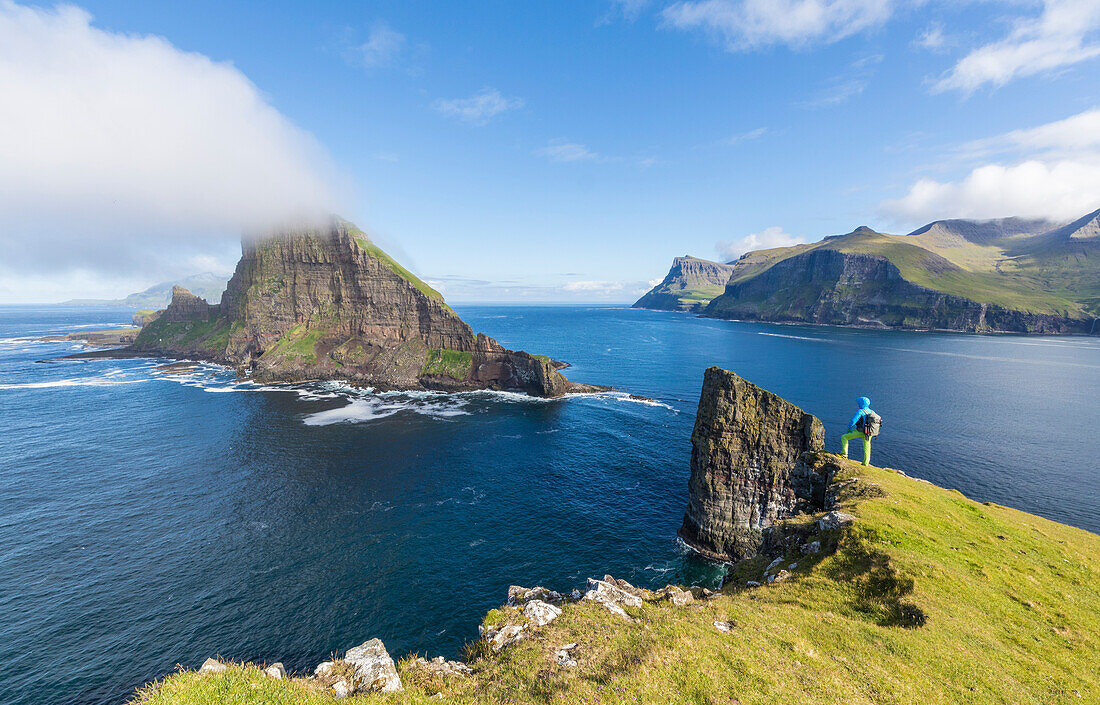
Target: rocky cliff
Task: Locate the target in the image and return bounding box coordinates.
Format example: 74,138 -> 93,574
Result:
679,367 -> 835,561
704,247 -> 1091,333
130,219 -> 599,397
633,256 -> 735,311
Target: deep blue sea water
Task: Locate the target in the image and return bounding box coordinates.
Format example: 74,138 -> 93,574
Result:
1,304 -> 1098,705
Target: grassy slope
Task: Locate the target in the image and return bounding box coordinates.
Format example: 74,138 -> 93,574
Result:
723,230 -> 1084,316
422,348 -> 474,379
132,457 -> 1098,705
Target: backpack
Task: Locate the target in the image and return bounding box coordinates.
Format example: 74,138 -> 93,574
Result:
858,411 -> 882,438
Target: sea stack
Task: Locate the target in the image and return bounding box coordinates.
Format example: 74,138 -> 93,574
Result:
679,367 -> 831,561
129,218 -> 601,397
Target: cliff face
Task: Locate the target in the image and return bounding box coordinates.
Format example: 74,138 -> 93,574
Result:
132,219 -> 593,397
633,256 -> 735,312
679,367 -> 832,562
705,248 -> 1091,334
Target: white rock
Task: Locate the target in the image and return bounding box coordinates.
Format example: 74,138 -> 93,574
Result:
331,679 -> 351,698
583,578 -> 643,608
344,638 -> 403,693
801,541 -> 821,554
314,661 -> 335,676
198,658 -> 227,674
559,643 -> 578,651
570,588 -> 583,601
818,511 -> 856,531
772,570 -> 791,583
524,599 -> 562,626
489,624 -> 525,652
713,621 -> 733,632
668,588 -> 694,606
788,563 -> 798,570
765,557 -> 784,573
599,600 -> 633,621
745,580 -> 762,587
263,663 -> 285,680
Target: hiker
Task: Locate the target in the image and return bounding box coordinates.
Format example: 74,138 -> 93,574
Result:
841,396 -> 881,466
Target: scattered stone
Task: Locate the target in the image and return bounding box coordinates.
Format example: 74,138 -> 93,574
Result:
314,661 -> 335,676
765,557 -> 784,573
664,587 -> 694,606
801,541 -> 821,554
818,511 -> 856,531
524,600 -> 562,626
331,679 -> 351,699
507,585 -> 564,606
599,600 -> 634,622
713,621 -> 733,632
555,643 -> 579,667
570,588 -> 582,601
412,656 -> 472,677
263,663 -> 285,680
489,624 -> 526,652
746,580 -> 762,587
584,577 -> 644,608
198,658 -> 227,674
344,638 -> 403,693
768,570 -> 791,584
788,562 -> 798,570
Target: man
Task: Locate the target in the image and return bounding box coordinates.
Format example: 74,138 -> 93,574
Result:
841,396 -> 877,466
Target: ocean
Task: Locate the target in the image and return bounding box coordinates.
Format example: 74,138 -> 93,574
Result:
1,304 -> 1097,705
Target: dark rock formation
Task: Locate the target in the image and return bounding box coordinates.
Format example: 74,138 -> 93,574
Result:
633,256 -> 735,311
128,218 -> 603,397
679,367 -> 834,562
704,248 -> 1091,334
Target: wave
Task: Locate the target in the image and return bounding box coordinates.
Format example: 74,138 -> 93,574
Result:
0,377 -> 150,390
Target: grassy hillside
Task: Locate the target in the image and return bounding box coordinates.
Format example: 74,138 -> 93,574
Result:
634,257 -> 736,310
722,225 -> 1088,317
132,457 -> 1098,704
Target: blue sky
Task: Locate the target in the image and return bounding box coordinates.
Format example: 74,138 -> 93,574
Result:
1,0 -> 1099,302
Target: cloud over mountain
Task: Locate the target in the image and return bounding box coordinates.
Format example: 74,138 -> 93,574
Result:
0,1 -> 345,299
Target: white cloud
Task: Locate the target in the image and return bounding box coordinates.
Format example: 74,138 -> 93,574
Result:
562,280 -> 625,292
932,0 -> 1100,93
964,107 -> 1100,157
432,88 -> 524,126
881,160 -> 1100,222
0,1 -> 344,301
797,53 -> 881,108
725,127 -> 768,144
718,226 -> 808,260
662,0 -> 895,51
347,22 -> 406,69
913,22 -> 948,52
883,106 -> 1100,222
536,140 -> 602,162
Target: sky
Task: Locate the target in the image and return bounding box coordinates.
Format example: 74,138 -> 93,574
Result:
1,0 -> 1099,303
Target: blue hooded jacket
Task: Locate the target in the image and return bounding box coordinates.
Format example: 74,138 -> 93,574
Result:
848,396 -> 874,432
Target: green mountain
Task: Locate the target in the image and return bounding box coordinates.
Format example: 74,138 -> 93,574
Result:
633,256 -> 735,311
701,209 -> 1100,333
63,272 -> 229,308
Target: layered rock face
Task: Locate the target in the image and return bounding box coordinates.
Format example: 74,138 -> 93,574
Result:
704,248 -> 1090,334
679,367 -> 833,562
633,256 -> 735,312
132,219 -> 594,397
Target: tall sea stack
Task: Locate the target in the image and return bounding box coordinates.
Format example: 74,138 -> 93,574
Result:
129,218 -> 601,397
678,367 -> 831,561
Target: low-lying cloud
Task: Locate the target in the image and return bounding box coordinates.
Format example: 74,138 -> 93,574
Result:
718,226 -> 807,261
0,1 -> 345,300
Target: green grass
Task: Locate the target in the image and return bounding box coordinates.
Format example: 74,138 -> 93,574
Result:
347,231 -> 445,303
133,315 -> 229,351
131,457 -> 1099,704
421,348 -> 473,379
265,324 -> 325,364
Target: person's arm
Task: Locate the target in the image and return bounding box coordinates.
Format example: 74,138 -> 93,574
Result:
848,409 -> 864,431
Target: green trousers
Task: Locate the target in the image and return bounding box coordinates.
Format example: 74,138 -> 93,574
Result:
841,430 -> 871,466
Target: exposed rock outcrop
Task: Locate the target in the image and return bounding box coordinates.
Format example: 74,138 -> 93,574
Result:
126,218 -> 603,397
678,367 -> 835,562
704,248 -> 1091,334
633,256 -> 735,312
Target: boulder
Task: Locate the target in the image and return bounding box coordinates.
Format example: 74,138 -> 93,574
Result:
331,679 -> 351,698
555,643 -> 578,667
713,621 -> 733,632
488,624 -> 525,652
583,577 -> 643,608
344,638 -> 402,693
523,599 -> 562,626
801,540 -> 822,554
508,585 -> 564,606
263,663 -> 285,680
412,656 -> 473,677
314,661 -> 335,676
679,368 -> 835,562
198,658 -> 227,674
818,511 -> 856,531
